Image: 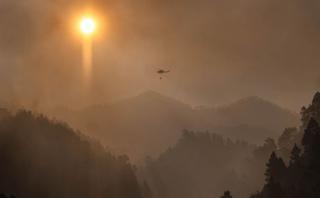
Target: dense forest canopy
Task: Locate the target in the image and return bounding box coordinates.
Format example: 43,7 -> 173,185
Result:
0,110 -> 144,198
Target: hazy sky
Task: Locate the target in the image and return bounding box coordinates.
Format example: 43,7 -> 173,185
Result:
0,0 -> 320,111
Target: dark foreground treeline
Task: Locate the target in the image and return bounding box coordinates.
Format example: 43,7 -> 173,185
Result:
249,94 -> 320,198
220,92 -> 320,198
0,110 -> 145,198
250,121 -> 320,198
251,119 -> 320,198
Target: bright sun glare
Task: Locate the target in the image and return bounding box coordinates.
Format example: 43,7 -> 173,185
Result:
80,17 -> 96,35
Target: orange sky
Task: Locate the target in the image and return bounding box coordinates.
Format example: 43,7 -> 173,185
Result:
0,0 -> 319,111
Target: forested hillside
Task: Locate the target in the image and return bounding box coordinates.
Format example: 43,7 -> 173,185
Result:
142,130 -> 258,198
0,110 -> 144,198
51,91 -> 299,162
248,92 -> 320,198
141,92 -> 320,198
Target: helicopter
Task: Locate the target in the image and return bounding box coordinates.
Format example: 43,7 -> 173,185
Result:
157,69 -> 170,79
157,69 -> 170,74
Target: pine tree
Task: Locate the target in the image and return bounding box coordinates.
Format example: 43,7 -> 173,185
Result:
289,144 -> 301,166
278,128 -> 299,161
261,177 -> 284,198
220,190 -> 232,198
265,152 -> 286,183
302,118 -> 320,171
302,118 -> 319,149
301,92 -> 320,129
253,93 -> 320,198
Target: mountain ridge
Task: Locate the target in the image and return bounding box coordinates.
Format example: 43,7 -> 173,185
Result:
50,90 -> 299,162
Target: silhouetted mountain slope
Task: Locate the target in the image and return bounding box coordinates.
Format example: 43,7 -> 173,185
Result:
60,91 -> 195,161
276,92 -> 320,162
195,96 -> 299,142
51,91 -> 299,161
0,110 -> 143,198
216,96 -> 298,131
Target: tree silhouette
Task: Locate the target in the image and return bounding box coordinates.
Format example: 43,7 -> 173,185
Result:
252,110 -> 320,197
289,144 -> 301,166
0,194 -> 17,198
264,152 -> 285,183
301,92 -> 320,129
277,127 -> 299,162
220,190 -> 232,198
261,177 -> 284,198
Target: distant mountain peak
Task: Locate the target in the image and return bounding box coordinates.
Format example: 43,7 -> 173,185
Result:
243,95 -> 265,101
224,96 -> 282,110
133,90 -> 190,107
237,96 -> 273,104
215,95 -> 298,123
137,90 -> 167,99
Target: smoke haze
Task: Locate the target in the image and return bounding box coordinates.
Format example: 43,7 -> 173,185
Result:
0,0 -> 319,111
3,2 -> 320,198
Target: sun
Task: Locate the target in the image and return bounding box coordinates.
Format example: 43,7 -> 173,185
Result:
80,17 -> 96,35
